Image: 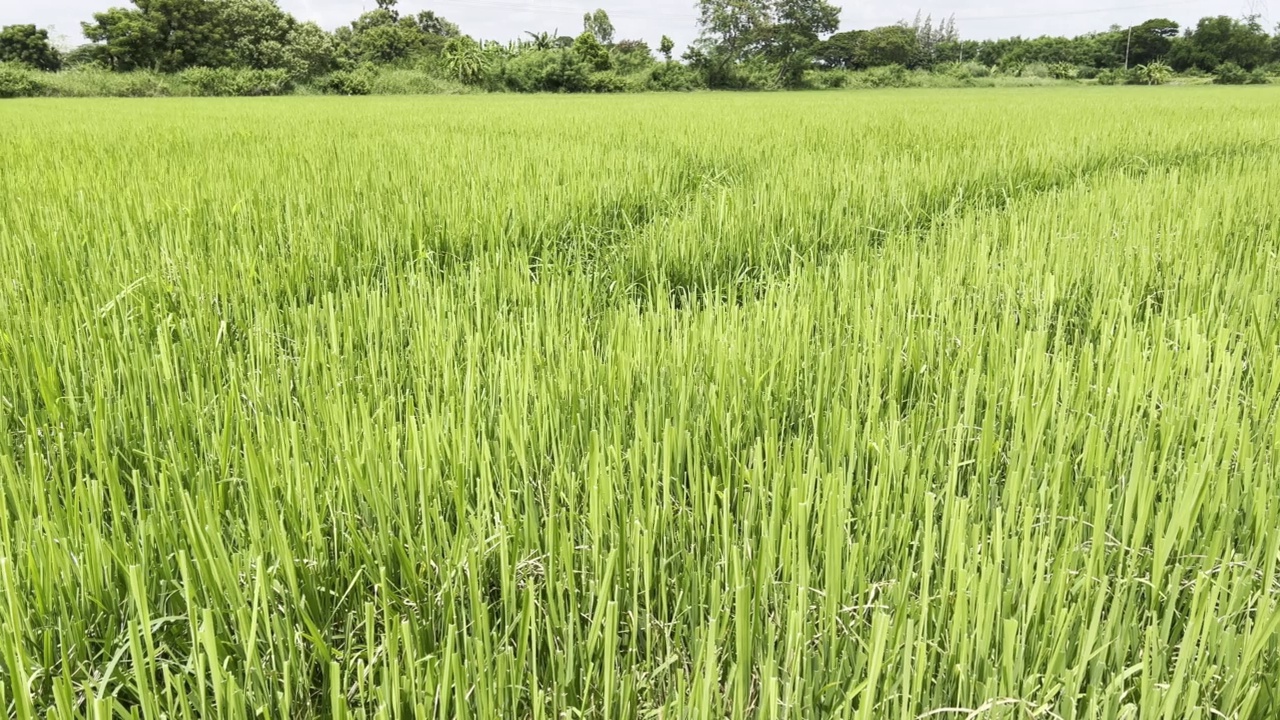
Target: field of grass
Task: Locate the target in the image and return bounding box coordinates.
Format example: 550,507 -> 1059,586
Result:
1,87 -> 1279,719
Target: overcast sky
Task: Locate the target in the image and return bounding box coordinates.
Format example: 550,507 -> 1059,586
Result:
3,0 -> 1271,51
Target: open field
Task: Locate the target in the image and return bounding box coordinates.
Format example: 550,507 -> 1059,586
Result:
2,87 -> 1279,718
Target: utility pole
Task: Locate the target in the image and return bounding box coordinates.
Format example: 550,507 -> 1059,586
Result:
1125,27 -> 1133,70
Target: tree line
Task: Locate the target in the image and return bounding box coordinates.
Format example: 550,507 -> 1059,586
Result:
2,0 -> 1278,95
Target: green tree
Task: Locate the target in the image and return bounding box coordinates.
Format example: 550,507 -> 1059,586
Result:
353,23 -> 413,63
412,11 -> 459,38
1120,18 -> 1178,67
659,35 -> 675,62
282,22 -> 336,79
219,0 -> 296,70
583,9 -> 615,46
82,0 -> 231,72
695,0 -> 771,65
1168,15 -> 1271,70
0,24 -> 62,71
762,0 -> 840,84
820,25 -> 919,69
572,31 -> 611,71
612,39 -> 654,73
694,0 -> 839,85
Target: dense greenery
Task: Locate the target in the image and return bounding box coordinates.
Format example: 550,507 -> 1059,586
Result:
3,87 -> 1280,718
1,0 -> 1278,95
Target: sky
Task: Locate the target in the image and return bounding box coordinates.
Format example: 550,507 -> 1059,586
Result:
2,0 -> 1272,52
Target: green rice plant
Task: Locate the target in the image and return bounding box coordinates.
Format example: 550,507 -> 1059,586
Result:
0,88 -> 1278,719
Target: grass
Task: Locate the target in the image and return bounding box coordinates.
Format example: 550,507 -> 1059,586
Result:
1,87 -> 1279,719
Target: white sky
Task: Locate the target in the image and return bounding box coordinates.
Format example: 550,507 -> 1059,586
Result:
1,0 -> 1270,52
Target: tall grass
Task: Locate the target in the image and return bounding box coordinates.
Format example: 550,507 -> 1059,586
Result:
1,88 -> 1279,719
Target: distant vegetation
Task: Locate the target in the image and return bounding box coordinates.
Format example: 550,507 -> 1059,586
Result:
1,0 -> 1278,97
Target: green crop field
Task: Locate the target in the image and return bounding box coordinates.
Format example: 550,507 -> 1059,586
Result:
1,87 -> 1279,719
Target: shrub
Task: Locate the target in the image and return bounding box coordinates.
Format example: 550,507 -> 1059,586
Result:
499,50 -> 557,93
367,68 -> 473,95
31,67 -> 174,97
1048,63 -> 1078,80
941,61 -> 990,80
803,69 -> 849,89
180,67 -> 292,97
1096,69 -> 1122,85
856,64 -> 912,88
317,68 -> 374,95
1022,62 -> 1052,79
0,62 -> 41,98
649,62 -> 699,91
1075,66 -> 1100,80
1214,62 -> 1268,85
585,71 -> 626,93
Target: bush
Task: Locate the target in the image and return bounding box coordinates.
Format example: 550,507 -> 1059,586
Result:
1075,66 -> 1099,80
1047,63 -> 1078,80
1022,62 -> 1051,79
366,68 -> 473,95
317,68 -> 374,95
854,64 -> 913,88
586,71 -> 629,93
940,61 -> 990,80
1213,62 -> 1269,85
0,63 -> 41,98
649,62 -> 698,91
179,67 -> 292,97
803,69 -> 848,89
36,68 -> 175,97
1096,69 -> 1122,85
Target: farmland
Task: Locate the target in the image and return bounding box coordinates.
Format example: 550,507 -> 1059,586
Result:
1,87 -> 1279,718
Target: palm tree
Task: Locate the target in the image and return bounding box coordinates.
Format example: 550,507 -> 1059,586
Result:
523,31 -> 555,51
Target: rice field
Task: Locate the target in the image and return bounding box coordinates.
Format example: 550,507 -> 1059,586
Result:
1,87 -> 1279,719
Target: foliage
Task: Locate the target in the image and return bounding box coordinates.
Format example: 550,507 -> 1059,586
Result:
1047,62 -> 1078,79
1213,61 -> 1269,84
693,0 -> 840,86
572,31 -> 612,72
0,24 -> 62,71
9,1 -> 1280,96
659,35 -> 675,62
218,0 -> 296,70
316,66 -> 373,94
82,0 -> 231,72
443,36 -> 488,85
1121,18 -> 1178,67
178,66 -> 292,95
1133,60 -> 1173,85
1168,15 -> 1272,71
853,63 -> 912,87
282,22 -> 337,80
649,61 -> 699,90
938,60 -> 991,79
611,40 -> 655,74
583,9 -> 615,46
819,26 -> 919,70
1094,68 -> 1119,85
0,62 -> 43,97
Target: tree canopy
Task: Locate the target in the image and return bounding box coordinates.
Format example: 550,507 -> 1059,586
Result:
0,24 -> 62,71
